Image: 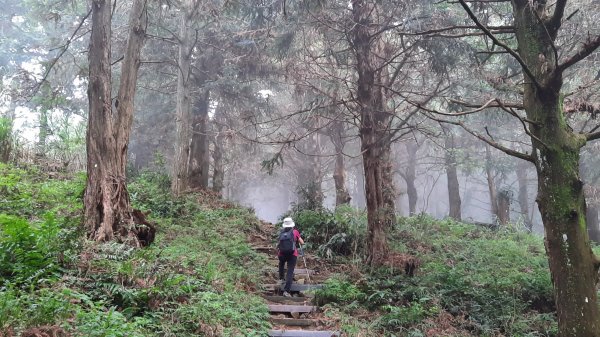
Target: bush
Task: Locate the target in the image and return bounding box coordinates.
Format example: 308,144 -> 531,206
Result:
315,276 -> 365,306
287,205 -> 367,258
0,213 -> 77,284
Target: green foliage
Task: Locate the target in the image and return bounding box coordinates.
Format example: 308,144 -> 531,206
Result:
377,301 -> 439,330
0,162 -> 269,336
286,205 -> 367,259
314,213 -> 557,336
0,163 -> 85,218
0,117 -> 12,145
174,291 -> 270,336
315,276 -> 364,306
0,214 -> 63,283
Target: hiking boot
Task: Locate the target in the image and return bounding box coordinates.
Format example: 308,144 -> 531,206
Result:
282,291 -> 292,297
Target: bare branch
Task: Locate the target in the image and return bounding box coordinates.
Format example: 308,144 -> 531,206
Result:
30,8 -> 92,98
586,131 -> 600,142
457,0 -> 542,89
558,35 -> 600,72
425,112 -> 534,162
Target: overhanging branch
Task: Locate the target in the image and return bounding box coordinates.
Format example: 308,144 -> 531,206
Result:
30,8 -> 92,98
426,112 -> 534,163
457,0 -> 542,89
558,35 -> 600,72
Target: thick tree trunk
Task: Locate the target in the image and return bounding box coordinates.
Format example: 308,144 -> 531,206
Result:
510,1 -> 600,333
444,130 -> 461,220
352,0 -> 395,266
405,142 -> 418,216
188,89 -> 210,190
330,120 -> 351,206
485,145 -> 499,223
516,160 -> 532,231
84,0 -> 153,246
172,2 -> 194,196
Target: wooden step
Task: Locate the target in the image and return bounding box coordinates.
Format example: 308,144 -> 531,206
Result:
263,295 -> 311,304
253,246 -> 275,252
271,268 -> 315,275
270,318 -> 316,327
268,304 -> 316,313
264,284 -> 323,292
268,330 -> 339,337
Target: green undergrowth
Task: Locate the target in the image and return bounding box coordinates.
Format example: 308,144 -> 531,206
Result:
308,212 -> 558,337
0,164 -> 270,336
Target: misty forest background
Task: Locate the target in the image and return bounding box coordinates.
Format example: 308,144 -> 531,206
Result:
1,0 -> 600,336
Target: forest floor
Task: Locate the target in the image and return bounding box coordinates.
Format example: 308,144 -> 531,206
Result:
0,163 -> 577,336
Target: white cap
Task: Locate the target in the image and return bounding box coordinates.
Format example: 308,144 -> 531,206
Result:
282,217 -> 295,228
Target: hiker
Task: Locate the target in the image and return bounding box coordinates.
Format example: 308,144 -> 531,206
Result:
277,217 -> 304,297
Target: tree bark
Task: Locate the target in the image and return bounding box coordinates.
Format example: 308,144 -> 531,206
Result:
444,128 -> 461,220
172,1 -> 194,196
587,204 -> 600,244
330,120 -> 351,206
497,190 -> 510,225
485,145 -> 499,223
84,0 -> 153,246
212,103 -> 225,194
516,160 -> 532,231
296,131 -> 324,211
188,89 -> 210,190
36,108 -> 48,161
351,0 -> 395,266
405,141 -> 418,216
510,1 -> 600,333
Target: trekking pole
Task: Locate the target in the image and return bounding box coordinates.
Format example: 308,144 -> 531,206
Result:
299,243 -> 311,284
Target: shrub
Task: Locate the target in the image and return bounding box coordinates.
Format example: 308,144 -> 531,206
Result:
286,205 -> 367,258
0,213 -> 76,284
315,276 -> 365,306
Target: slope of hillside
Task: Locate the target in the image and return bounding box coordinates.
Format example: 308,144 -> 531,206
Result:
0,164 -> 269,336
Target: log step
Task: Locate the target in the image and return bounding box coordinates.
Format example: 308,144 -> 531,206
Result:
253,246 -> 275,252
263,295 -> 311,304
264,284 -> 323,292
268,304 -> 316,313
272,268 -> 315,275
270,318 -> 316,327
268,330 -> 339,337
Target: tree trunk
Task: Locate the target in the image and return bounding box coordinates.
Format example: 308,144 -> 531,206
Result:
330,120 -> 351,206
188,89 -> 210,190
587,204 -> 600,244
444,129 -> 461,220
497,190 -> 510,225
84,0 -> 153,246
172,2 -> 194,196
405,141 -> 418,216
510,1 -> 600,333
0,115 -> 13,163
516,160 -> 532,231
296,132 -> 324,211
36,108 -> 48,161
212,103 -> 225,194
352,0 -> 395,266
485,145 -> 499,223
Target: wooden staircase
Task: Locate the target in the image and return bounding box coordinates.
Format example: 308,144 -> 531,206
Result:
261,269 -> 340,337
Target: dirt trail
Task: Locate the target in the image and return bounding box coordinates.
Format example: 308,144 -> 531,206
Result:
250,221 -> 341,337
